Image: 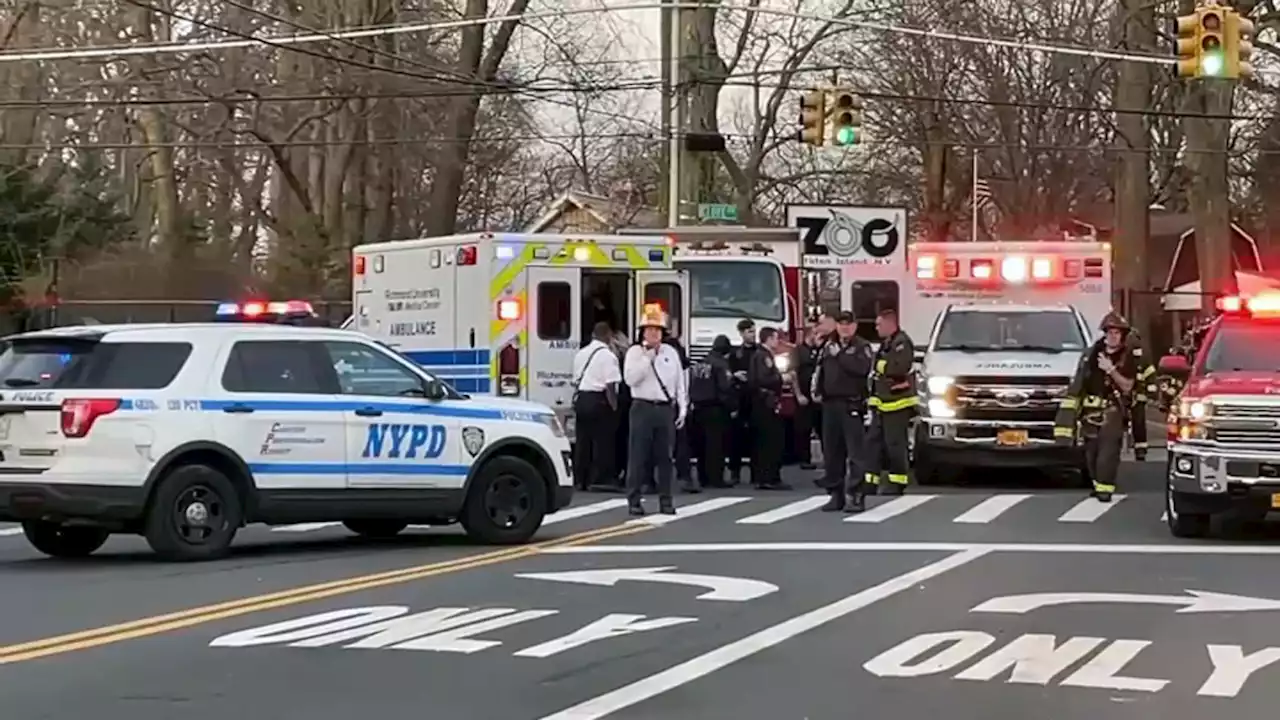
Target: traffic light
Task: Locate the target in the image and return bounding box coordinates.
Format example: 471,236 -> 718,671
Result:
1224,9 -> 1254,79
830,90 -> 862,146
1199,6 -> 1226,76
1175,8 -> 1203,78
798,90 -> 826,146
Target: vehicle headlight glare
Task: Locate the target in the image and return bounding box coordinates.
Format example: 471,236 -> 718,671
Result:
1181,400 -> 1210,420
774,353 -> 791,373
926,375 -> 955,395
927,398 -> 955,418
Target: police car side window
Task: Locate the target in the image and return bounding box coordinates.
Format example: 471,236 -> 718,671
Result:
221,341 -> 331,394
323,341 -> 425,397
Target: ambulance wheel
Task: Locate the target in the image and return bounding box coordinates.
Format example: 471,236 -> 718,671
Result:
22,521 -> 109,558
460,456 -> 547,545
343,520 -> 408,539
144,464 -> 242,561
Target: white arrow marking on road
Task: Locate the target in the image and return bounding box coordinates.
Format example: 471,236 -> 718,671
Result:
515,566 -> 778,602
972,590 -> 1280,614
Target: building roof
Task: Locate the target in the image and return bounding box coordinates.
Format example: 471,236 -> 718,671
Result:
525,190 -> 663,233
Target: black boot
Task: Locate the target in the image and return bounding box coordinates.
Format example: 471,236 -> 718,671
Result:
628,501 -> 645,516
820,492 -> 844,512
680,479 -> 701,494
658,497 -> 676,515
843,491 -> 866,514
1091,489 -> 1113,503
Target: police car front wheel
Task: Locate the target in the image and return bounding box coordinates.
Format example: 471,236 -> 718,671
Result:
144,464 -> 244,561
460,456 -> 548,545
22,521 -> 110,558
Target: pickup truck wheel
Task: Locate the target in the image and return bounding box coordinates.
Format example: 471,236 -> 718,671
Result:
144,464 -> 242,561
343,520 -> 408,538
22,521 -> 109,558
1166,481 -> 1210,539
460,456 -> 547,545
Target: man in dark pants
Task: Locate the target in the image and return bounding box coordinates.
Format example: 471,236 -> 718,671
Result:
622,304 -> 688,516
727,319 -> 759,486
571,321 -> 621,492
812,311 -> 874,512
689,335 -> 736,489
794,325 -> 823,471
864,309 -> 917,498
747,327 -> 790,490
663,328 -> 696,492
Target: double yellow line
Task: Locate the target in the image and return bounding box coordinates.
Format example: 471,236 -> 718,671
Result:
0,522 -> 649,665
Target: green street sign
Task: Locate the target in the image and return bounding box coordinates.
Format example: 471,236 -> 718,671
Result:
698,203 -> 738,221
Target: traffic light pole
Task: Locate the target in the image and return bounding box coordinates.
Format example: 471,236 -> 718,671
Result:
664,0 -> 683,227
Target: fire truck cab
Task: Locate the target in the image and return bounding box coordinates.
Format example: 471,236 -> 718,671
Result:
1161,292 -> 1280,538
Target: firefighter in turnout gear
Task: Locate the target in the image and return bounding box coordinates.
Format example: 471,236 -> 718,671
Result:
1124,329 -> 1158,461
1055,311 -> 1150,502
864,309 -> 917,498
813,311 -> 875,513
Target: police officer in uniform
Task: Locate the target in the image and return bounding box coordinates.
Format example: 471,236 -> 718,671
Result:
864,309 -> 917,497
747,327 -> 790,490
623,304 -> 688,516
794,325 -> 823,471
727,319 -> 759,486
689,334 -> 736,488
1054,311 -> 1151,502
812,311 -> 875,512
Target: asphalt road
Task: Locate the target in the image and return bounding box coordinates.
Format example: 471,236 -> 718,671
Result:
9,456 -> 1280,719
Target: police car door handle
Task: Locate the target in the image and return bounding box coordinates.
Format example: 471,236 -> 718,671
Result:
222,404 -> 254,414
355,407 -> 383,417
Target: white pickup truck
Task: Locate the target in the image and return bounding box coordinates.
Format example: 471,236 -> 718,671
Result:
912,303 -> 1093,484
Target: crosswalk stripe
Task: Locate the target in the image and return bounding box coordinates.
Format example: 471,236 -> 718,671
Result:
1057,494 -> 1127,523
543,499 -> 629,525
272,522 -> 340,533
844,494 -> 937,523
737,495 -> 831,525
0,526 -> 22,537
952,494 -> 1032,524
633,496 -> 752,526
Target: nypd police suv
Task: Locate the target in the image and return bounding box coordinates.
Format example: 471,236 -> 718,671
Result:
0,306 -> 573,560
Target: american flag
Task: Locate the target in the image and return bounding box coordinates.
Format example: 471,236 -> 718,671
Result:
972,176 -> 995,213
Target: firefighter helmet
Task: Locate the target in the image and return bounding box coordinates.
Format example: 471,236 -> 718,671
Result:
1099,311 -> 1130,332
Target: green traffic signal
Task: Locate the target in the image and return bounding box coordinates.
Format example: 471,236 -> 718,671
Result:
1202,50 -> 1225,76
835,126 -> 857,145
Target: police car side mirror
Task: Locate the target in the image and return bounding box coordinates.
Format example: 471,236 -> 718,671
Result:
1158,354 -> 1190,378
423,379 -> 447,401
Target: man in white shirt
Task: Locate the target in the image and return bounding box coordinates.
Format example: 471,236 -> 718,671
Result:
571,321 -> 622,491
623,305 -> 688,516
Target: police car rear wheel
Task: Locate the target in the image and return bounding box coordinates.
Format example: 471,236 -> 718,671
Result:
22,521 -> 109,558
144,464 -> 243,561
343,520 -> 409,539
460,456 -> 547,545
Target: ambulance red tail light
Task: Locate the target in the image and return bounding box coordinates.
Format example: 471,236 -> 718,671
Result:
61,398 -> 121,438
354,255 -> 366,276
497,299 -> 522,321
943,259 -> 959,278
458,246 -> 478,266
1064,260 -> 1082,279
1084,258 -> 1104,278
497,343 -> 521,396
971,259 -> 993,279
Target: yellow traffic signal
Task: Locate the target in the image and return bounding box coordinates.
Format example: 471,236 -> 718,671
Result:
798,90 -> 826,146
830,90 -> 862,146
1199,7 -> 1226,76
1175,8 -> 1203,78
1225,10 -> 1254,79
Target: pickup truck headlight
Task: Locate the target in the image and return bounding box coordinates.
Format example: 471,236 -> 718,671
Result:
926,375 -> 955,395
927,398 -> 955,418
1175,399 -> 1210,440
1180,399 -> 1211,420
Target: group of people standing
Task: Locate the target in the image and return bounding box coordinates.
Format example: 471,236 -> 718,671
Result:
570,302 -> 923,517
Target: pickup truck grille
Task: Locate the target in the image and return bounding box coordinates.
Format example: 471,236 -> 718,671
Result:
1211,402 -> 1280,445
951,376 -> 1071,423
1216,404 -> 1280,420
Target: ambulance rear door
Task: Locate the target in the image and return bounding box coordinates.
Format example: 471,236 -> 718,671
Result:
637,269 -> 691,342
526,265 -> 581,414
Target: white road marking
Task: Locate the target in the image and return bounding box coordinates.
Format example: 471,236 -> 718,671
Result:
541,499 -> 629,525
953,494 -> 1032,524
736,495 -> 830,524
545,541 -> 1280,556
844,494 -> 936,523
0,526 -> 22,537
1057,495 -> 1127,523
1161,510 -> 1168,522
536,549 -> 990,720
271,522 -> 340,533
632,496 -> 752,526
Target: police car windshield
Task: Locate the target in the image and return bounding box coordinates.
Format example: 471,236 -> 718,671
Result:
683,261 -> 785,321
1203,324 -> 1280,372
935,311 -> 1085,352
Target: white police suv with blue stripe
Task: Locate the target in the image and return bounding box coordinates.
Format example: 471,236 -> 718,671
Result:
0,319 -> 573,561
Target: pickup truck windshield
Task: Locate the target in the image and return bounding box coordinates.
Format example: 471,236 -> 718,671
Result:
680,260 -> 785,322
934,311 -> 1085,352
1203,324 -> 1280,372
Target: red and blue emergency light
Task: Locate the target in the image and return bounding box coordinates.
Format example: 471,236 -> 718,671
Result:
1217,292 -> 1280,316
915,252 -> 1105,284
215,300 -> 318,323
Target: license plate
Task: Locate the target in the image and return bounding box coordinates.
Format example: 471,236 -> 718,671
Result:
997,429 -> 1029,447
1270,493 -> 1280,510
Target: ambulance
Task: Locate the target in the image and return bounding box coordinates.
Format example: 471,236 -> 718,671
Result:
907,241 -> 1114,483
351,232 -> 686,439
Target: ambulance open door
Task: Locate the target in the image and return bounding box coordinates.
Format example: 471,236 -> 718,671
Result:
526,266 -> 581,417
636,269 -> 690,341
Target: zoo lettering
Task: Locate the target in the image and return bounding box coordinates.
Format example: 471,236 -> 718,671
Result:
390,321 -> 437,337
362,423 -> 447,459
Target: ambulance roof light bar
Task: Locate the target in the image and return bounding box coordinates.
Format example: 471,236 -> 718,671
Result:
1218,292 -> 1280,316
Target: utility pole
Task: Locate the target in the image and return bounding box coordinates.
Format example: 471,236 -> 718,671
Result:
658,0 -> 672,224
1113,0 -> 1153,339
663,0 -> 684,228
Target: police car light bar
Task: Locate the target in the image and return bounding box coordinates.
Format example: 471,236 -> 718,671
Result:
216,300 -> 316,320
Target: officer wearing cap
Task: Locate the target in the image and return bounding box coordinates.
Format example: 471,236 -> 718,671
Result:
727,318 -> 759,486
1054,310 -> 1151,502
622,304 -> 688,516
746,326 -> 790,490
812,311 -> 875,512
